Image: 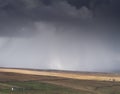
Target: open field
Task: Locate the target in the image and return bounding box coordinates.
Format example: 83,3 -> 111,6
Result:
0,68 -> 120,81
0,68 -> 120,94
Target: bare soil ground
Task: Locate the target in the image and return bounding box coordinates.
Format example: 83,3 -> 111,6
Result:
0,68 -> 120,94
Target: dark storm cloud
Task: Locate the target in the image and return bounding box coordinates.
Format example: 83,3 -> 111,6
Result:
0,0 -> 120,72
0,0 -> 120,37
0,0 -> 92,36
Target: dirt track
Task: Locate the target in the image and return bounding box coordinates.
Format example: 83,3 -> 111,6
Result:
0,68 -> 120,82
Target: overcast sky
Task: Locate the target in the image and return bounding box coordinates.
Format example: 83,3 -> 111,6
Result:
0,0 -> 120,72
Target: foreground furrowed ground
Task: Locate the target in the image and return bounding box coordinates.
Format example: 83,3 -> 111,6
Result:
0,81 -> 83,94
1,81 -> 120,94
